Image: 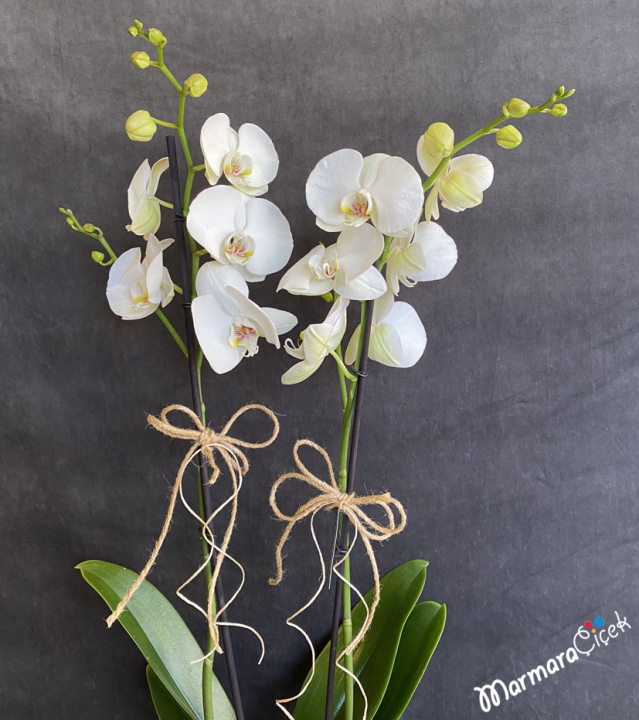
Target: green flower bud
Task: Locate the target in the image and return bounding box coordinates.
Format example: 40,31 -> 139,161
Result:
496,125 -> 523,149
503,97 -> 530,118
130,51 -> 151,69
133,19 -> 144,30
128,25 -> 139,37
183,73 -> 208,98
563,88 -> 576,98
66,217 -> 75,227
148,28 -> 167,47
91,251 -> 105,264
125,110 -> 157,142
556,85 -> 565,97
83,223 -> 96,233
550,103 -> 568,117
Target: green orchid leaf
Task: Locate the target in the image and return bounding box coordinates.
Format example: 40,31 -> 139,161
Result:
293,559 -> 428,720
373,602 -> 447,720
147,665 -> 194,720
77,560 -> 235,720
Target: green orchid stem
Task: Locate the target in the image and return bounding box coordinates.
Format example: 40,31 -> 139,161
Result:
155,308 -> 188,357
342,562 -> 354,719
203,658 -> 215,720
152,118 -> 178,129
156,47 -> 183,94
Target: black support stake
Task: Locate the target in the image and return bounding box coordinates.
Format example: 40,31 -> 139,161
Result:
165,135 -> 245,720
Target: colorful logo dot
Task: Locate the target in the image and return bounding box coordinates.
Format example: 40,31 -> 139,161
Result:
584,616 -> 605,632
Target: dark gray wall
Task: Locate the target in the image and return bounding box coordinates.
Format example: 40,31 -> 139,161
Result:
2,1 -> 638,718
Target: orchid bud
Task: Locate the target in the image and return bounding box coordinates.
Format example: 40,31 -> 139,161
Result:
125,110 -> 157,142
127,25 -> 139,37
148,28 -> 167,47
550,103 -> 568,117
556,85 -> 565,97
422,122 -> 454,159
503,98 -> 530,118
563,88 -> 576,98
130,51 -> 151,69
183,73 -> 208,98
496,125 -> 522,149
91,251 -> 105,264
66,217 -> 75,227
83,223 -> 96,233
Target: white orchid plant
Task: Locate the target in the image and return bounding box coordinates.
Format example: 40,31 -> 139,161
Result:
60,20 -> 574,720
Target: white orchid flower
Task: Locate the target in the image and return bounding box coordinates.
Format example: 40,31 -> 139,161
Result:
282,296 -> 350,385
106,234 -> 175,320
200,113 -> 279,197
345,293 -> 426,368
417,123 -> 494,222
186,186 -> 293,282
305,149 -> 424,236
126,158 -> 169,236
277,224 -> 386,300
192,262 -> 297,374
385,221 -> 458,295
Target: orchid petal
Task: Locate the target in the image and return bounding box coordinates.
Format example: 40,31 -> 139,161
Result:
262,307 -> 298,335
369,156 -> 424,235
306,149 -> 364,229
127,160 -> 151,219
148,157 -> 169,196
369,323 -> 404,367
225,286 -> 281,347
200,113 -> 233,185
438,171 -> 483,211
335,225 -> 384,282
381,300 -> 426,367
449,154 -> 494,192
192,294 -> 244,374
424,185 -> 440,222
187,186 -> 247,260
243,197 -> 293,276
281,358 -> 324,385
277,245 -> 333,296
411,222 -> 457,281
360,153 -> 389,188
334,265 -> 387,300
237,123 -> 279,188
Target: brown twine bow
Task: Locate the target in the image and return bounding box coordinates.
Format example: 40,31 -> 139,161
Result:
269,439 -> 407,719
106,402 -> 279,660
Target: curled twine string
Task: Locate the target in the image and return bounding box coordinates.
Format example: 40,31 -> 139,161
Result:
106,403 -> 279,663
268,439 -> 407,720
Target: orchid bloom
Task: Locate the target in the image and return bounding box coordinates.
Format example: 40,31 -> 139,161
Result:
277,224 -> 386,300
345,293 -> 426,368
186,186 -> 293,282
106,234 -> 175,320
305,149 -> 424,235
126,158 -> 169,236
417,123 -> 494,222
192,263 -> 297,374
385,221 -> 458,295
281,296 -> 350,385
200,113 -> 279,196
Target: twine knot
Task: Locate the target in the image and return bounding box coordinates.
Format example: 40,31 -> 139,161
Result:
269,439 -> 406,720
106,402 -> 279,662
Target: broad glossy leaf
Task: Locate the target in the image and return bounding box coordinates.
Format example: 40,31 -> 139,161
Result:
373,602 -> 446,720
77,560 -> 235,720
294,559 -> 428,720
147,665 -> 193,720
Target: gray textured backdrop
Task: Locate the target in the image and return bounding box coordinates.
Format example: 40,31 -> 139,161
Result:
2,0 -> 638,718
